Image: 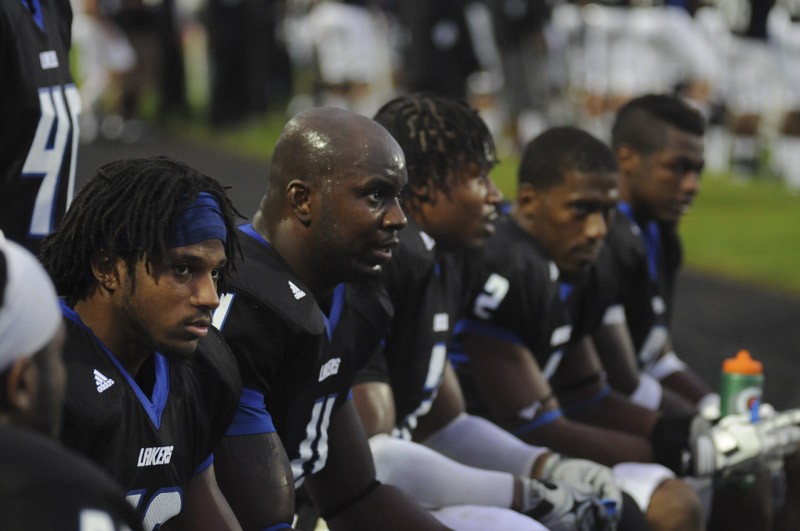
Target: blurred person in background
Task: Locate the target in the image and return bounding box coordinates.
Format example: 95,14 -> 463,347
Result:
0,0 -> 80,254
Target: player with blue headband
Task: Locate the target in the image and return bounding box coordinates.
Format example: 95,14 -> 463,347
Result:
40,156 -> 246,531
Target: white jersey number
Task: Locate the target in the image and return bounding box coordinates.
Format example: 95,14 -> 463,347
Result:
21,84 -> 80,237
291,394 -> 337,485
126,488 -> 183,531
473,273 -> 510,319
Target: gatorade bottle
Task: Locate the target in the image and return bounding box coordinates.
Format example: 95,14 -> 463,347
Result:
720,349 -> 764,420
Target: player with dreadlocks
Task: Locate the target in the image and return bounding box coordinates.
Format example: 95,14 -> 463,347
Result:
351,93 -> 627,530
40,156 -> 245,531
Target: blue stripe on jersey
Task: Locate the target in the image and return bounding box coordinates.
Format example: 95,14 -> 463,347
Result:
453,318 -> 524,346
322,283 -> 346,341
512,408 -> 563,435
60,300 -> 171,429
562,384 -> 611,416
559,282 -> 573,303
617,201 -> 660,282
226,388 -> 277,436
193,453 -> 214,476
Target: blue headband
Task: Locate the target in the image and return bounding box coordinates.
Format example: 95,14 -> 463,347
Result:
167,192 -> 227,248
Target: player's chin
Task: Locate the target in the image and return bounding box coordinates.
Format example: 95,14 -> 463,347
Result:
160,338 -> 201,360
350,260 -> 385,281
561,259 -> 593,280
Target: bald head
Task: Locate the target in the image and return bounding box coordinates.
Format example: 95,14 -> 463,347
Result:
262,107 -> 404,219
253,106 -> 408,295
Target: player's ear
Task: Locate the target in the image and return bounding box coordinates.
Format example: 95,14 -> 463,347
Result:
516,182 -> 540,219
286,179 -> 313,226
90,251 -> 120,294
4,357 -> 35,414
407,177 -> 434,204
616,144 -> 640,176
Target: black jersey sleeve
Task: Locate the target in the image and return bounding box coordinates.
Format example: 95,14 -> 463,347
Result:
352,342 -> 390,386
189,327 -> 243,454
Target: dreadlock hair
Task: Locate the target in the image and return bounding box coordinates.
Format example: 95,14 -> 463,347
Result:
519,126 -> 618,190
39,156 -> 244,307
612,94 -> 706,155
373,93 -> 498,207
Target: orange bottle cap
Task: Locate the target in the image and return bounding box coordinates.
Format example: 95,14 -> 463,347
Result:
723,349 -> 763,375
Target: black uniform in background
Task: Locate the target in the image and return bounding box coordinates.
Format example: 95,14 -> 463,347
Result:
354,219 -> 472,440
0,424 -> 144,531
59,303 -> 241,531
594,203 -> 683,368
453,214 -> 575,414
395,0 -> 480,98
0,0 -> 80,253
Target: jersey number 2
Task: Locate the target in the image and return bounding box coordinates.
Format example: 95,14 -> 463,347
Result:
22,84 -> 80,237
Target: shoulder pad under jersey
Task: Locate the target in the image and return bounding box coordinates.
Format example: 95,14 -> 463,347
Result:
227,230 -> 325,336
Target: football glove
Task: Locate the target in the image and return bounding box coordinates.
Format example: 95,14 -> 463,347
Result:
539,453 -> 623,511
691,409 -> 800,477
522,476 -> 617,531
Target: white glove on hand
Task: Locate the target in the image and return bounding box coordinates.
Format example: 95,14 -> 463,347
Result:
539,453 -> 623,512
692,410 -> 800,477
521,476 -> 616,531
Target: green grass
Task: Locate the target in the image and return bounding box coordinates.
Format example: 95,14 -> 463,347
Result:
170,113 -> 285,163
679,174 -> 800,296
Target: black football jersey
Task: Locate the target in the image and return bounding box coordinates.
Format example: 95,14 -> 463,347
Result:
354,219 -> 471,440
595,204 -> 683,368
59,303 -> 241,531
214,224 -> 392,485
454,215 -> 576,414
0,0 -> 80,253
0,424 -> 144,531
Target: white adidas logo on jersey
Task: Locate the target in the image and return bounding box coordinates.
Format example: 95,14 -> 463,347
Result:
289,281 -> 306,300
94,370 -> 115,393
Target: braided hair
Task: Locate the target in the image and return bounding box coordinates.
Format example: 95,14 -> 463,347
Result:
40,156 -> 243,307
373,93 -> 498,207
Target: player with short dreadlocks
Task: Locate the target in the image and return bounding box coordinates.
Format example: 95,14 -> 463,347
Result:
40,155 -> 243,307
41,156 -> 245,531
371,93 -> 497,219
351,93 -> 624,531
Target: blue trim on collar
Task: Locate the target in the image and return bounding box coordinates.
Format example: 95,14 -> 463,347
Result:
60,300 -> 170,429
617,202 -> 660,282
323,283 -> 346,341
239,223 -> 268,247
20,0 -> 45,32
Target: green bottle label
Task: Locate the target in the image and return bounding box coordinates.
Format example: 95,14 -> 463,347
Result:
720,372 -> 763,417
